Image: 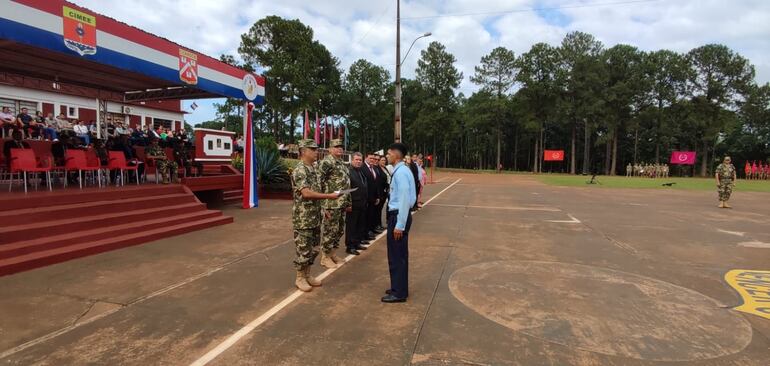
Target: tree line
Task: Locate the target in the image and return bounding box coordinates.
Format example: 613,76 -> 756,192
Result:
201,16 -> 770,177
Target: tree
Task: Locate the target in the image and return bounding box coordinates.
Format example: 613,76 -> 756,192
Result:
600,44 -> 644,175
559,31 -> 605,174
341,59 -> 391,152
637,50 -> 689,164
238,16 -> 342,143
471,47 -> 518,172
414,42 -> 463,157
516,43 -> 560,173
686,44 -> 755,176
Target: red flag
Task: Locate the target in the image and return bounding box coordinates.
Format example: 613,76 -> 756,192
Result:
338,121 -> 343,139
745,161 -> 751,174
314,112 -> 320,144
543,150 -> 564,161
303,109 -> 310,139
670,151 -> 696,165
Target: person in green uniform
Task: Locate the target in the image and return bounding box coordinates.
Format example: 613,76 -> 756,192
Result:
318,139 -> 351,269
145,138 -> 177,184
291,139 -> 341,292
715,156 -> 737,209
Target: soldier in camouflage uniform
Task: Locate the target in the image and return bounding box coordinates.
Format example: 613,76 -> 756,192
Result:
291,139 -> 341,292
715,156 -> 737,209
318,139 -> 351,269
146,138 -> 178,184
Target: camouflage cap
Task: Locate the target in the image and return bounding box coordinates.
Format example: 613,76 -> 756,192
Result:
330,139 -> 344,147
298,139 -> 319,149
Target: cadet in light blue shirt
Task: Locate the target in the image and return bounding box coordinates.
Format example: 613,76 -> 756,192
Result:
382,143 -> 416,303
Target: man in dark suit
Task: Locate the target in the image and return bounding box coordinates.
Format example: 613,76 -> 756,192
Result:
374,154 -> 389,231
345,152 -> 369,255
362,152 -> 382,240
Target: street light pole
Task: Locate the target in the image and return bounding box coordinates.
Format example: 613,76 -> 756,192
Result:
394,0 -> 402,143
394,0 -> 430,144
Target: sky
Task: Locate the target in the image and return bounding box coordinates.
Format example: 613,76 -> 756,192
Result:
73,0 -> 770,125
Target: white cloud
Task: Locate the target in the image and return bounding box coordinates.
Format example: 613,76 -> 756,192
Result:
72,0 -> 770,123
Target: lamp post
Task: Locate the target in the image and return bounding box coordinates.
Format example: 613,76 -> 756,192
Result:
394,0 -> 430,143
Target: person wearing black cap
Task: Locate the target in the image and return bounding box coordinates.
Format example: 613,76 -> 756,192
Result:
381,142 -> 416,303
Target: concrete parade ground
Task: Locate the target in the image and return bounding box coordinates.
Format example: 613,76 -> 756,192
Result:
1,173 -> 770,365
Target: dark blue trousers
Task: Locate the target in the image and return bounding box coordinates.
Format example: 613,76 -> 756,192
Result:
386,210 -> 412,299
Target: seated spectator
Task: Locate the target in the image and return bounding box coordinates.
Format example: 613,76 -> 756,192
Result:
106,123 -> 116,138
3,130 -> 30,169
111,134 -> 144,182
52,113 -> 73,134
115,121 -> 130,137
131,127 -> 148,146
88,120 -> 98,137
16,107 -> 36,138
93,139 -> 109,166
39,112 -> 59,141
73,120 -> 91,146
1,106 -> 20,136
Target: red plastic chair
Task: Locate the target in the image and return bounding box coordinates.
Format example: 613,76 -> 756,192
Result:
64,150 -> 101,189
135,146 -> 158,184
8,149 -> 52,193
107,151 -> 139,186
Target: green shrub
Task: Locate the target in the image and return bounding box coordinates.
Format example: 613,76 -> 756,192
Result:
256,136 -> 278,153
256,146 -> 289,184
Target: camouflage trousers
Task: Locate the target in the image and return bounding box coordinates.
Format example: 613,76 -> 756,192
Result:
156,160 -> 178,178
293,227 -> 321,270
718,180 -> 733,201
321,208 -> 346,253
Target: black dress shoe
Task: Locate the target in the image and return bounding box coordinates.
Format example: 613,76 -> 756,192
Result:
385,289 -> 394,295
354,244 -> 367,251
376,226 -> 386,232
346,248 -> 360,255
381,294 -> 406,303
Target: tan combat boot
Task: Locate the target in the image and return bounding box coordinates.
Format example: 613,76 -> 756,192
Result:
303,267 -> 322,287
161,171 -> 170,184
295,270 -> 313,292
330,251 -> 345,265
723,201 -> 732,209
320,251 -> 340,269
718,201 -> 725,208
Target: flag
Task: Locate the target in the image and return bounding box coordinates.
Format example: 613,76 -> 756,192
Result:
242,102 -> 258,209
670,151 -> 696,165
190,102 -> 198,110
338,120 -> 344,139
303,109 -> 310,139
314,112 -> 320,144
543,150 -> 564,161
745,161 -> 751,174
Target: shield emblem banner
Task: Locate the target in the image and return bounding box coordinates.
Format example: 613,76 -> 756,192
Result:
62,6 -> 97,56
179,49 -> 198,85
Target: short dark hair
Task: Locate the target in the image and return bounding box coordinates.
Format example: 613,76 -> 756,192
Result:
388,143 -> 408,158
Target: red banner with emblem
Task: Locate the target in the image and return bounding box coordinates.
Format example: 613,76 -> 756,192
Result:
670,151 -> 696,165
543,150 -> 564,161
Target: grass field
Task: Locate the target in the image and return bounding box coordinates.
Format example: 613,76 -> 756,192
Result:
537,174 -> 770,192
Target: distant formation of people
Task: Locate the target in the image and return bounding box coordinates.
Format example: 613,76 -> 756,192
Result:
744,161 -> 770,180
626,163 -> 670,178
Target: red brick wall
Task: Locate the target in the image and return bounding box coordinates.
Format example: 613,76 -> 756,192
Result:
129,115 -> 140,129
79,108 -> 96,123
132,100 -> 183,113
42,103 -> 54,116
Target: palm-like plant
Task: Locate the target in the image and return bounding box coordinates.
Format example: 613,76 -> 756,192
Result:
255,147 -> 289,184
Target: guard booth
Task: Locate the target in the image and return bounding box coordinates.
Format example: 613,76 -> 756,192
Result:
0,0 -> 265,208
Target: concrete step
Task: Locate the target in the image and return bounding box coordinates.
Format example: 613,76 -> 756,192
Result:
0,215 -> 233,276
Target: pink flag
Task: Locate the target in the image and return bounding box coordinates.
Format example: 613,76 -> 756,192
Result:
670,151 -> 696,165
303,109 -> 310,139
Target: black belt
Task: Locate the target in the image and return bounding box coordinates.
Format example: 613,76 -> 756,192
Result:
387,210 -> 399,216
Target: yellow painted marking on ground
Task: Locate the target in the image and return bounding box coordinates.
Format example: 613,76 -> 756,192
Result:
725,269 -> 770,320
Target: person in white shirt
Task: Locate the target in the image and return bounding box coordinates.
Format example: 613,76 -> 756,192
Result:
0,106 -> 19,136
73,120 -> 90,145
